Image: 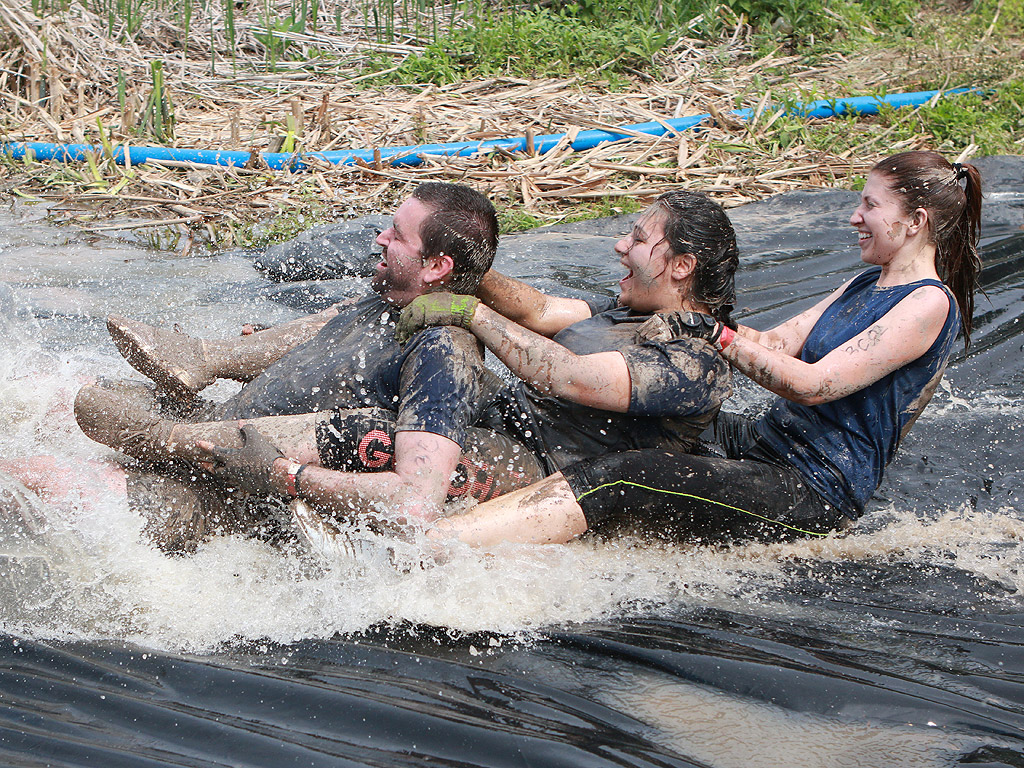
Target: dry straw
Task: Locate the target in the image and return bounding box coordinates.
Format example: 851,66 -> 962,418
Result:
0,0 -> 914,248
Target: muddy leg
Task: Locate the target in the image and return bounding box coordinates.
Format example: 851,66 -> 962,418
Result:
74,378 -> 325,466
106,309 -> 336,399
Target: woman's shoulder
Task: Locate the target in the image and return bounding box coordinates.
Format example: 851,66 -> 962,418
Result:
643,334 -> 731,379
897,282 -> 955,323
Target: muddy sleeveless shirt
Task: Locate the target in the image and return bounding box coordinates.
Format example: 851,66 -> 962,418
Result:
754,267 -> 961,518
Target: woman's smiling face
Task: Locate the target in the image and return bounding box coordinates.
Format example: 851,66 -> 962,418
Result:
849,171 -> 916,267
614,211 -> 685,313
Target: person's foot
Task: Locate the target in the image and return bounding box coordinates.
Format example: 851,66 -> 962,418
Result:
74,382 -> 179,463
106,315 -> 215,399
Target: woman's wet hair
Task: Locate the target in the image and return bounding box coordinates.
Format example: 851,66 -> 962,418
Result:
872,150 -> 982,346
651,189 -> 740,328
412,182 -> 499,294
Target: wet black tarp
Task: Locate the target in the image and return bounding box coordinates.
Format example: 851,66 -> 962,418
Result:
2,156 -> 1023,767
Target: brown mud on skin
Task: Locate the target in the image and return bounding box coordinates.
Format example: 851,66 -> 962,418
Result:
517,473 -> 571,513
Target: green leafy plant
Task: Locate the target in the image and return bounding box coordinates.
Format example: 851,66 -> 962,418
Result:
138,59 -> 175,143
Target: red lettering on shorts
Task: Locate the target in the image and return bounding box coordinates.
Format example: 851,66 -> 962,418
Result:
469,468 -> 495,502
445,455 -> 531,502
357,429 -> 393,469
446,459 -> 470,498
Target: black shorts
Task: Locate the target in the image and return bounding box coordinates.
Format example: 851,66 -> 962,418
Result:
316,408 -> 545,504
561,448 -> 849,544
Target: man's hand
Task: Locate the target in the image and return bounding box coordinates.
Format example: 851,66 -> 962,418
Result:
202,425 -> 284,497
635,311 -> 723,345
396,293 -> 479,344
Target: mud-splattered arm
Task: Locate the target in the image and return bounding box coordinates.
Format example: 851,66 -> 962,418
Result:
271,430 -> 462,528
476,269 -> 593,338
472,302 -> 632,412
722,285 -> 951,405
197,427 -> 462,530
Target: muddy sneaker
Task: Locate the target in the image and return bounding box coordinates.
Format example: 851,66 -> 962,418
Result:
107,315 -> 215,399
74,381 -> 178,463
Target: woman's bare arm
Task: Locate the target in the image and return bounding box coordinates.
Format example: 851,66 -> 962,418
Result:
736,278 -> 855,356
723,285 -> 951,405
476,269 -> 593,338
470,303 -> 631,411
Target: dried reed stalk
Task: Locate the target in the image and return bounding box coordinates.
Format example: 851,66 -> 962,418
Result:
0,0 -> 922,245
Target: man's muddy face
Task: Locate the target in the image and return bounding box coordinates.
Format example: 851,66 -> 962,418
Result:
373,197 -> 432,306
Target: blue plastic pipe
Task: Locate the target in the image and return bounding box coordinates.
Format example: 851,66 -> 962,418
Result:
2,88 -> 978,171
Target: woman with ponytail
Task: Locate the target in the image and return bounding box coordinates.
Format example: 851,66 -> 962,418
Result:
418,151 -> 982,548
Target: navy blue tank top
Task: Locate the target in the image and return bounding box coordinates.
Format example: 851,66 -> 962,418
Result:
754,267 -> 960,518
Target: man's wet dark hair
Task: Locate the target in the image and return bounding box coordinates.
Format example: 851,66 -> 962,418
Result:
872,150 -> 982,347
652,189 -> 739,328
411,182 -> 499,294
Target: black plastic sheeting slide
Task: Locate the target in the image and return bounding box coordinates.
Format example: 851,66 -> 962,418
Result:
1,155 -> 1023,768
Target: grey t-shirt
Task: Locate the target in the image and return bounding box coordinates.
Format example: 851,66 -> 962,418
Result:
489,297 -> 732,474
215,295 -> 487,447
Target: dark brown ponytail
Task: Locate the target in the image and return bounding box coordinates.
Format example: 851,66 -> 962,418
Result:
873,151 -> 983,347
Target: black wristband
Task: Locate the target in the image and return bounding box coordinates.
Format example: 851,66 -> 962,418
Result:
294,463 -> 309,497
665,311 -> 722,343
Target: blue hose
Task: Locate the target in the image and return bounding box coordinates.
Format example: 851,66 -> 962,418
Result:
2,88 -> 978,171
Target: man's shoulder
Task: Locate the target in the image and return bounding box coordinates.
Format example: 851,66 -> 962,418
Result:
404,324 -> 483,359
319,293 -> 388,325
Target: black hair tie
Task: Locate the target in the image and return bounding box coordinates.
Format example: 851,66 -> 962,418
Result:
952,162 -> 968,181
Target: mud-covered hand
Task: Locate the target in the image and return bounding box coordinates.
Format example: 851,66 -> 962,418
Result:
634,311 -> 723,345
205,425 -> 284,497
396,292 -> 479,344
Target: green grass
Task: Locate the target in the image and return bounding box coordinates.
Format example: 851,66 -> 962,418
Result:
367,0 -> 937,85
882,80 -> 1024,155
28,0 -> 1020,90
380,6 -> 670,85
723,82 -> 1024,172
498,196 -> 644,233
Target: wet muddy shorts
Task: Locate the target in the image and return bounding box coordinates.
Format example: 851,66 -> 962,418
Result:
315,407 -> 546,504
561,449 -> 849,544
